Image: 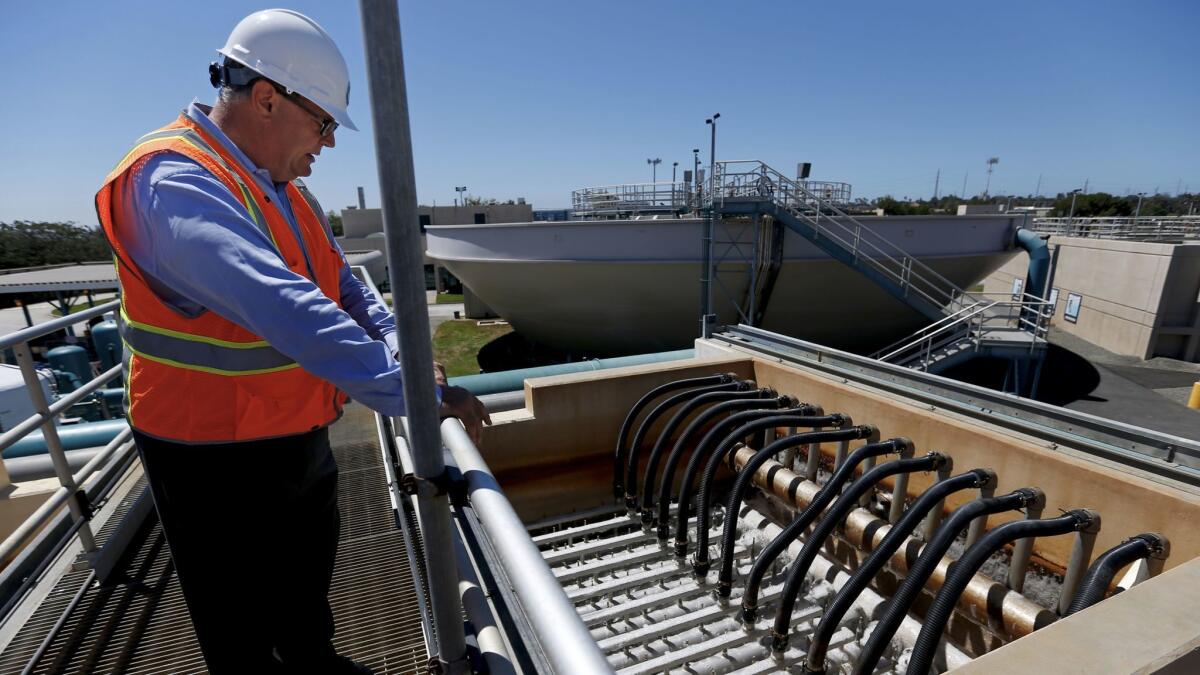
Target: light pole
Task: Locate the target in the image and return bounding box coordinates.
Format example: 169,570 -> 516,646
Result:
692,148 -> 701,203
1134,192 -> 1146,221
1068,188 -> 1082,226
455,185 -> 467,207
984,157 -> 999,198
647,157 -> 662,183
700,113 -> 720,339
672,161 -> 678,183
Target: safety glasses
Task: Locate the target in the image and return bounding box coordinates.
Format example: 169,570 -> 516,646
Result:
271,83 -> 338,138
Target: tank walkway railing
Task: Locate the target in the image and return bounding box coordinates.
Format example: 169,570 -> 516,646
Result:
870,292 -> 1053,371
571,181 -> 691,216
710,160 -> 986,322
0,300 -> 137,616
1029,216 -> 1200,242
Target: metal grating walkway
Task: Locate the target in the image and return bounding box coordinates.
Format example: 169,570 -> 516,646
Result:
0,403 -> 427,674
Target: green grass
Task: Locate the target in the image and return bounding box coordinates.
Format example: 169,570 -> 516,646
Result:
50,297 -> 117,316
435,293 -> 464,305
431,319 -> 512,377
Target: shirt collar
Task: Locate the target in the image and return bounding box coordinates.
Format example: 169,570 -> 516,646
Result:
185,100 -> 283,193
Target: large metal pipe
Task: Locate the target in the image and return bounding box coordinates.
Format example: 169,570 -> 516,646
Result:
441,419 -> 612,674
452,349 -> 697,397
451,523 -> 516,675
730,448 -> 1056,641
906,509 -> 1099,675
358,1 -> 466,670
4,419 -> 128,459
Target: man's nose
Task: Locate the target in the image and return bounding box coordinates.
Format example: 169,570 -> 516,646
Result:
322,130 -> 336,149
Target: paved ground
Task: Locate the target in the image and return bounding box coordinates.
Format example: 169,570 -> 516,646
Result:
1043,328 -> 1199,440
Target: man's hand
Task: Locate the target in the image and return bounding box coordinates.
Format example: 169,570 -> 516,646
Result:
439,385 -> 491,446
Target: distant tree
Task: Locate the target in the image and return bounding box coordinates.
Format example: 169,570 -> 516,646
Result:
0,221 -> 111,270
875,196 -> 931,216
325,210 -> 344,236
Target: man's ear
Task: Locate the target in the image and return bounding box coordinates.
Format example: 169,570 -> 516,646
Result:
249,79 -> 278,118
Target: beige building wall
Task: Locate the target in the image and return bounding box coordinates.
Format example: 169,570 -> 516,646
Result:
982,236 -> 1200,361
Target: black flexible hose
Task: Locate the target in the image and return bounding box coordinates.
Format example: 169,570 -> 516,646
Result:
672,406 -> 813,558
854,487 -> 1043,675
693,413 -> 847,575
654,393 -> 792,539
769,454 -> 948,652
1064,533 -> 1165,616
740,438 -> 910,619
803,468 -> 993,674
716,425 -> 879,596
612,373 -> 733,499
906,509 -> 1097,675
637,385 -> 763,524
623,380 -> 743,509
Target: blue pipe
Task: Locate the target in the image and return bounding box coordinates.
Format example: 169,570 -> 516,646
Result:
448,349 -> 695,396
3,418 -> 128,459
1015,227 -> 1050,300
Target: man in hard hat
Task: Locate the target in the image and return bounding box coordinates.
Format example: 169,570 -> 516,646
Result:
95,9 -> 487,674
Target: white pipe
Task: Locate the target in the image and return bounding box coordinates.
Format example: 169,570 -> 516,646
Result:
452,523 -> 516,675
441,418 -> 612,674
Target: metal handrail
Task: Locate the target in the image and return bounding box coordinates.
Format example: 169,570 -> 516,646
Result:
440,418 -> 614,674
872,302 -> 985,359
875,302 -> 999,362
876,295 -> 1053,369
1030,216 -> 1200,242
712,161 -> 982,314
0,300 -> 119,351
0,299 -> 125,577
571,181 -> 690,215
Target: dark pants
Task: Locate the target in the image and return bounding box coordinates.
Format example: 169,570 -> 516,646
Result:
134,428 -> 340,674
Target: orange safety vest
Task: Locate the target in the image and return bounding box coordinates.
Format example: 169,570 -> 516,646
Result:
95,114 -> 349,443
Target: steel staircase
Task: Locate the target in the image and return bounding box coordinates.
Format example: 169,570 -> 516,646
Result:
706,161 -> 1051,393
710,160 -> 982,323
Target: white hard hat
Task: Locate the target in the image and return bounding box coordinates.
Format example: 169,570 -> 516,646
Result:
216,9 -> 357,131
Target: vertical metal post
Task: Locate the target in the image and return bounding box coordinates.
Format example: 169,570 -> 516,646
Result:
804,434 -> 820,482
914,460 -> 952,533
888,471 -> 911,524
357,1 -> 468,671
13,343 -> 96,552
1007,500 -> 1046,593
1057,512 -> 1101,616
857,455 -> 877,508
833,439 -> 849,471
964,481 -> 997,548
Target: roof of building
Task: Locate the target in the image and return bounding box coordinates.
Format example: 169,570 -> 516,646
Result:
0,262 -> 118,294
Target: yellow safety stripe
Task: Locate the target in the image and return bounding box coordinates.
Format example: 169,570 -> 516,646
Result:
122,339 -> 300,377
119,308 -> 270,349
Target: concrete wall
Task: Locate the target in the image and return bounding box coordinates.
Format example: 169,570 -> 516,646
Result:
983,237 -> 1200,361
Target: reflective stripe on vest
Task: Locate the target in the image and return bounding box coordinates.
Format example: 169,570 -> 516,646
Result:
119,308 -> 298,376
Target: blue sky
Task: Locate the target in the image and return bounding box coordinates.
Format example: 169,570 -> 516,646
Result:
2,1 -> 1197,225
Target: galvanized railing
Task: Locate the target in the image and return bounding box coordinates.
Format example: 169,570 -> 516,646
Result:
1029,216 -> 1200,242
0,300 -> 131,569
571,182 -> 691,216
712,160 -> 986,317
872,292 -> 1052,371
